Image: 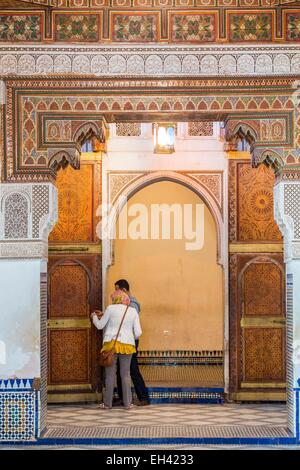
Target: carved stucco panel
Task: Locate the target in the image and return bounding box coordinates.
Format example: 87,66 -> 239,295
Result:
0,241 -> 48,259
109,173 -> 144,204
1,45 -> 300,78
186,173 -> 223,216
0,183 -> 58,259
274,181 -> 300,262
4,193 -> 29,239
36,55 -> 54,74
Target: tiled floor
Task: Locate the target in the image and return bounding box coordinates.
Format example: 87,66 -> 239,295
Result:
47,403 -> 286,428
1,404 -> 293,448
44,403 -> 289,439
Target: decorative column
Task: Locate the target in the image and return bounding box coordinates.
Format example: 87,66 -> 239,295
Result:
274,176 -> 300,439
0,183 -> 57,441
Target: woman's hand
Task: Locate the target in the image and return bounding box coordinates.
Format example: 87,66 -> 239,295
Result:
91,310 -> 103,320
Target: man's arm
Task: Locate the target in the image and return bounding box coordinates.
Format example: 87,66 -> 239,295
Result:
130,296 -> 141,314
133,313 -> 142,339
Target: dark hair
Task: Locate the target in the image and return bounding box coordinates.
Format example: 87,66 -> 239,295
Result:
115,279 -> 130,291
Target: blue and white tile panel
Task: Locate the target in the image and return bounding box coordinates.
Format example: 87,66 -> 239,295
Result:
0,379 -> 40,441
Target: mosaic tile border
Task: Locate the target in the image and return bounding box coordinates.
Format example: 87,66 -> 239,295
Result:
133,387 -> 225,404
0,379 -> 34,390
138,350 -> 223,365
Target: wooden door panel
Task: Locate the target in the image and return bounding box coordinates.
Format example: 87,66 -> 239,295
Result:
236,163 -> 282,242
48,329 -> 90,385
49,264 -> 89,318
243,328 -> 285,382
48,261 -> 92,389
243,262 -> 283,316
240,258 -> 286,387
49,164 -> 94,243
48,254 -> 102,398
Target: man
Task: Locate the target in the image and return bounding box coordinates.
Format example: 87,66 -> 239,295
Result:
114,279 -> 150,406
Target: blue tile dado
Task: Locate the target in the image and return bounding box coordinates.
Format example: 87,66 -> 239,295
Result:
0,378 -> 39,441
0,437 -> 299,447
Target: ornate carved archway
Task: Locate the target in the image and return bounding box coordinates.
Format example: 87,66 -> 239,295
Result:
1,72 -> 300,441
99,170 -> 225,267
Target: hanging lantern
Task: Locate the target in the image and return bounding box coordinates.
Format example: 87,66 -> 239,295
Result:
153,123 -> 175,154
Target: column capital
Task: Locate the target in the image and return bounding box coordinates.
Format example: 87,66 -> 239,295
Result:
0,182 -> 57,260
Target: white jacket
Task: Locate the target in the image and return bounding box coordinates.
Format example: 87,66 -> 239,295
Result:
92,304 -> 142,346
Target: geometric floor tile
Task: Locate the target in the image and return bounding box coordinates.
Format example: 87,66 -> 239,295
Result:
44,403 -> 290,439
47,403 -> 287,427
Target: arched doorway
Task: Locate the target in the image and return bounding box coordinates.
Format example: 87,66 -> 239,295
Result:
106,180 -> 225,397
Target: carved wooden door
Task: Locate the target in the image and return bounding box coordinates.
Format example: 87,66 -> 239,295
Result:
240,258 -> 286,389
229,159 -> 286,400
48,160 -> 102,402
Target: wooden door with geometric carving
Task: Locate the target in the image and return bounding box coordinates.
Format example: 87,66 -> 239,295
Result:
241,258 -> 286,389
48,158 -> 102,402
229,158 -> 286,401
48,260 -> 89,396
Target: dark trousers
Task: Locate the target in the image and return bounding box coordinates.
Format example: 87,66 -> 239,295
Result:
117,340 -> 149,403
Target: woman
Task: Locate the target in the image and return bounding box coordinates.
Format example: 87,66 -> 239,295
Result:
91,289 -> 142,410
